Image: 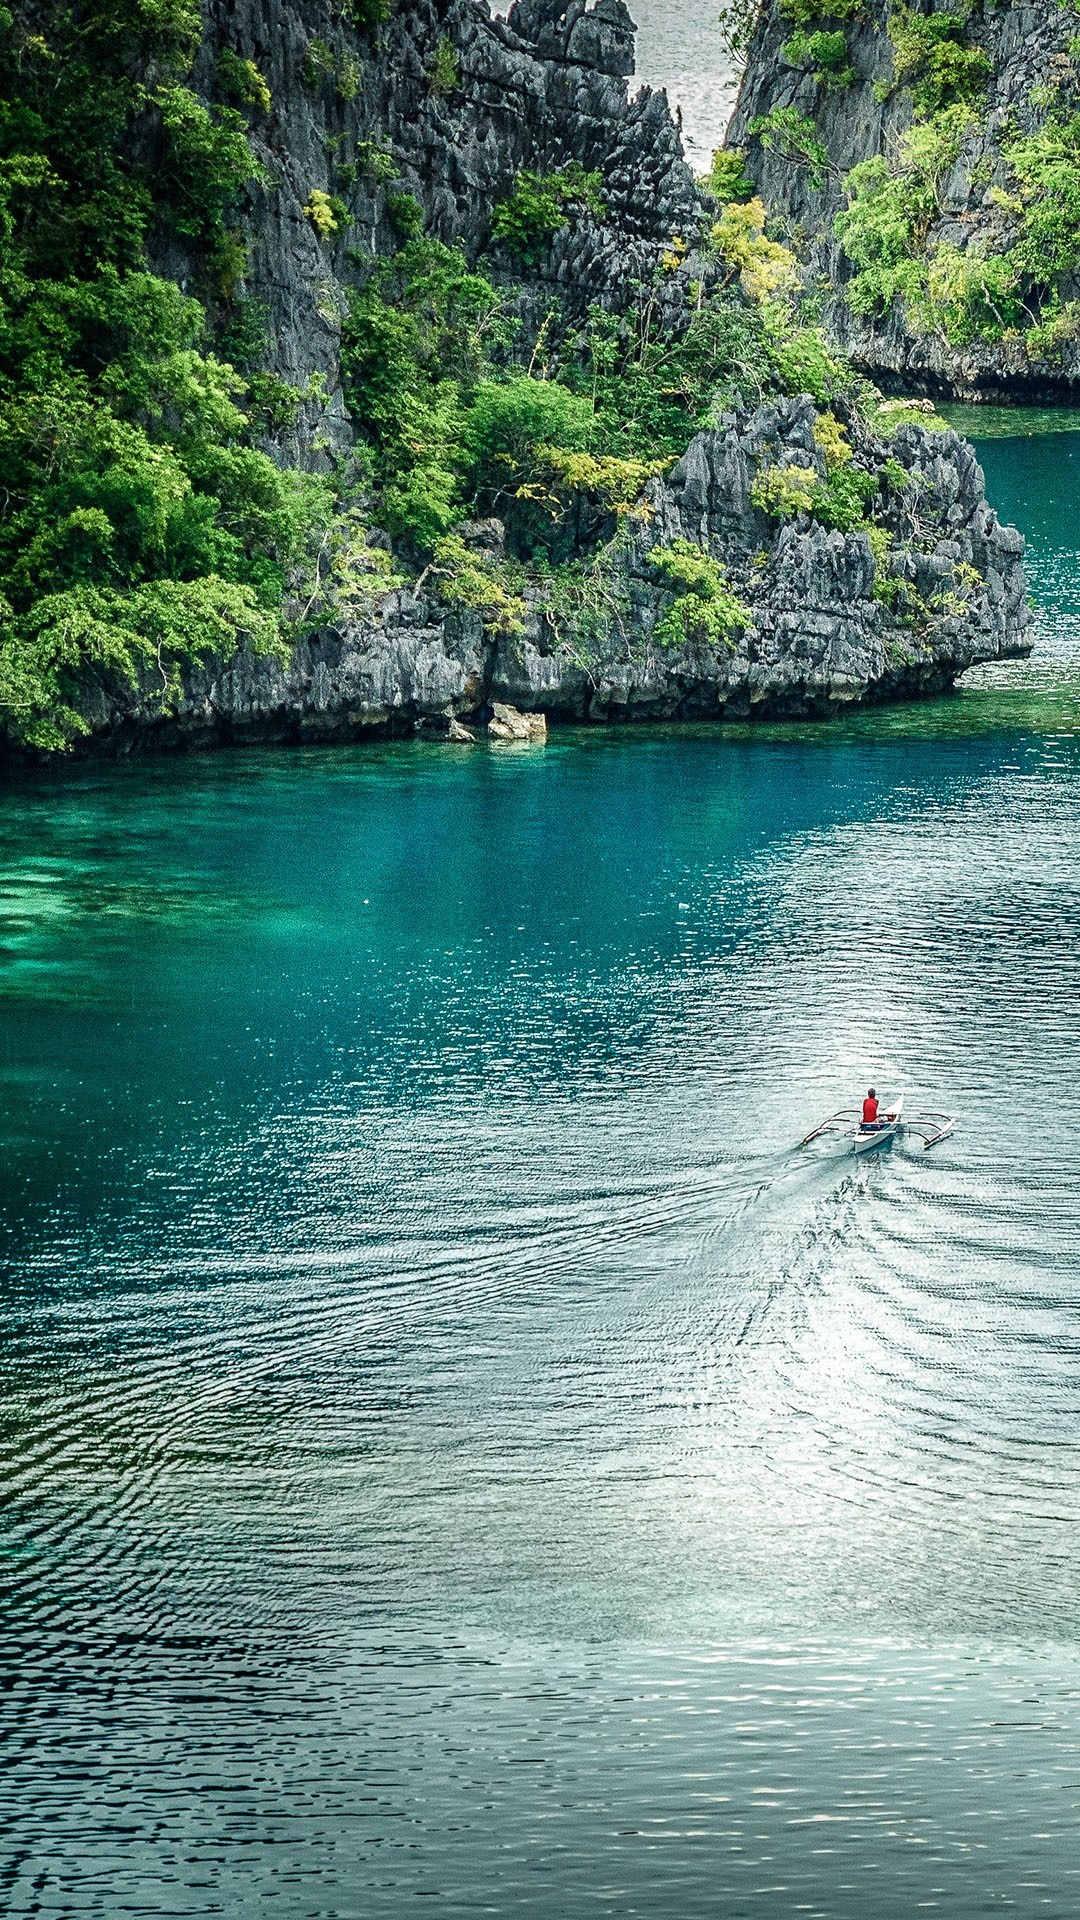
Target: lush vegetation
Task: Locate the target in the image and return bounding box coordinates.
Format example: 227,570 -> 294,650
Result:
490,162 -> 606,264
748,108 -> 831,189
782,28 -> 853,89
834,106 -> 983,331
810,1 -> 1080,357
750,409 -> 877,531
339,191 -> 939,654
699,147 -> 755,204
342,0 -> 391,28
0,0 -> 967,746
649,542 -> 749,649
426,36 -> 459,96
338,198 -> 878,599
744,0 -> 1080,362
0,0 -> 334,746
886,8 -> 991,115
343,235 -> 757,567
836,99 -> 1080,350
778,0 -> 860,20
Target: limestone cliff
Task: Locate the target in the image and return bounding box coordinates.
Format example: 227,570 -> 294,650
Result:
78,395 -> 1030,747
26,0 -> 1032,753
186,0 -> 702,469
729,1 -> 1080,400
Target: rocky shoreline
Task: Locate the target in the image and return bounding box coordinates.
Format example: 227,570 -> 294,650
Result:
2,0 -> 1036,760
66,396 -> 1030,756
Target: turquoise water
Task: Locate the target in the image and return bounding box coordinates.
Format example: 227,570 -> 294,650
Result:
3,427 -> 1080,1915
942,404 -> 1080,439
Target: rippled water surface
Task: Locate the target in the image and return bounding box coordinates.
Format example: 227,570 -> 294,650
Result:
628,0 -> 738,168
3,426 -> 1080,1915
491,0 -> 738,169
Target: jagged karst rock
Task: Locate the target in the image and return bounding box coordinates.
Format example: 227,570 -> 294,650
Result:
486,398 -> 1029,724
729,1 -> 1080,399
459,518 -> 508,559
71,395 -> 1030,752
185,0 -> 703,470
45,0 -> 1031,756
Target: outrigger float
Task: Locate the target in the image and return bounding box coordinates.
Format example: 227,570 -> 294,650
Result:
801,1093 -> 956,1156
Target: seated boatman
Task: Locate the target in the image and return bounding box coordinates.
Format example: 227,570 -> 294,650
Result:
861,1087 -> 884,1132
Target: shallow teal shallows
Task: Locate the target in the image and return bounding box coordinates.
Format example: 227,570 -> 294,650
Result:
2,420 -> 1079,1917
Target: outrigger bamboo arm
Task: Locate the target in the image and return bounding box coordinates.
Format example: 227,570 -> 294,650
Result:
801,1109 -> 860,1145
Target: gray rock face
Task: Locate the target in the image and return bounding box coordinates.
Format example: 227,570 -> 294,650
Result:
74,397 -> 1030,751
188,0 -> 702,469
729,3 -> 1080,400
490,398 -> 1030,722
56,0 -> 1031,756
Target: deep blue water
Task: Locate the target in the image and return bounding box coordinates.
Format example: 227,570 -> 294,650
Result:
2,429 -> 1080,1916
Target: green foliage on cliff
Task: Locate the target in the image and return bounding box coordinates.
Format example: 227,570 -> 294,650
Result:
341,238 -> 504,547
341,241 -> 675,563
748,108 -> 830,188
718,0 -> 764,61
764,315 -> 848,405
340,224 -> 832,573
700,148 -> 755,204
709,198 -> 800,303
835,84 -> 1080,352
490,163 -> 607,264
339,151 -> 888,616
750,406 -> 877,533
782,28 -> 853,87
1,578 -> 281,751
887,9 -> 991,115
426,36 -> 459,95
1007,115 -> 1080,283
0,0 -> 951,743
575,288 -> 779,463
0,0 -> 329,745
822,2 -> 1080,359
752,0 -> 1080,360
834,106 -> 975,323
751,452 -> 875,531
342,0 -> 392,30
778,0 -> 861,19
217,50 -> 272,114
648,542 -> 750,650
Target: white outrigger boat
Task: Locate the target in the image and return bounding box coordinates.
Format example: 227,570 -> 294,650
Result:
801,1093 -> 956,1155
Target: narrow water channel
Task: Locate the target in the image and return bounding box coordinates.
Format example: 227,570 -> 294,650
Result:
2,421 -> 1080,1917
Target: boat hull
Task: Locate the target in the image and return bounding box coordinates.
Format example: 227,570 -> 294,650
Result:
853,1094 -> 905,1153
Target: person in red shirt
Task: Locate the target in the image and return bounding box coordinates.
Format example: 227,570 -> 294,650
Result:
861,1088 -> 881,1130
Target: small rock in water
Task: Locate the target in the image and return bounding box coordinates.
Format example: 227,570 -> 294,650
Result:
447,718 -> 476,743
488,703 -> 547,743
